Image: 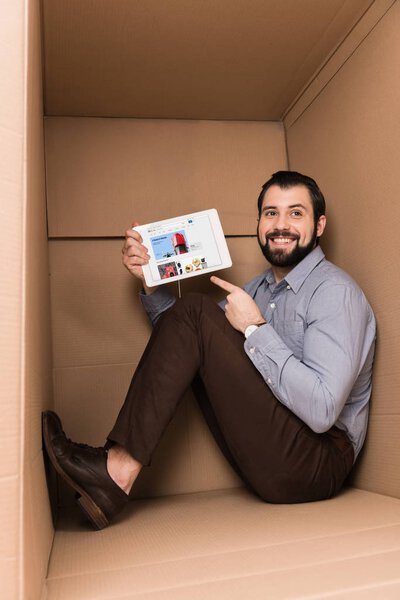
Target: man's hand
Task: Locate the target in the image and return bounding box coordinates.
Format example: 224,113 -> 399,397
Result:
211,276 -> 266,333
122,222 -> 157,295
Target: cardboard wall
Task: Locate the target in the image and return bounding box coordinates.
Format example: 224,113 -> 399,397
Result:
0,3 -> 25,596
45,118 -> 285,236
23,1 -> 54,598
0,1 -> 52,598
41,0 -> 372,121
46,119 -> 287,498
3,1 -> 398,597
285,1 -> 400,498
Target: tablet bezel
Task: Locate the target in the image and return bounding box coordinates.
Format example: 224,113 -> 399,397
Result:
134,208 -> 232,287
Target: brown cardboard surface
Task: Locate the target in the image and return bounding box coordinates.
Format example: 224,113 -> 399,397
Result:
8,0 -> 400,597
328,585 -> 400,599
23,1 -> 55,599
45,488 -> 400,598
132,390 -> 242,499
284,0 -> 396,127
23,452 -> 54,600
369,371 -> 400,415
367,330 -> 400,416
53,363 -> 137,447
49,237 -> 267,368
49,236 -> 266,498
45,551 -> 400,599
285,0 -> 400,297
53,367 -> 241,500
47,487 -> 400,577
0,477 -> 19,598
56,552 -> 399,600
351,415 -> 400,497
0,0 -> 26,598
286,1 -> 400,499
25,0 -> 53,458
49,239 -> 152,369
42,0 -> 371,120
45,118 -> 286,236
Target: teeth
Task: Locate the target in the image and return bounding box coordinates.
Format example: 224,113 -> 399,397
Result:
272,238 -> 293,244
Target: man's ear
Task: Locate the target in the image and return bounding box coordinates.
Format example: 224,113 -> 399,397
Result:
316,215 -> 327,238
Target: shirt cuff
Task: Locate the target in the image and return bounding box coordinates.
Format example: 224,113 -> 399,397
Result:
244,323 -> 293,390
139,286 -> 176,324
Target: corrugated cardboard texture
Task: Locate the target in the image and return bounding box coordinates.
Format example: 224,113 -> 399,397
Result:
45,487 -> 400,599
49,237 -> 266,368
54,382 -> 242,501
23,1 -> 54,599
286,1 -> 400,498
45,118 -> 286,236
42,0 -> 372,120
49,237 -> 266,498
10,0 -> 400,598
0,1 -> 25,598
284,0 -> 397,127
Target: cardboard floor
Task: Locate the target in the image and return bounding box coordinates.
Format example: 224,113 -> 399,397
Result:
44,487 -> 400,599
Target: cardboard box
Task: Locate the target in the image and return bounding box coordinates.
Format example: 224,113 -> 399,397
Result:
2,1 -> 400,598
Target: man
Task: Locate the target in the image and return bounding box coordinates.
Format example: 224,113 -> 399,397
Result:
43,171 -> 376,530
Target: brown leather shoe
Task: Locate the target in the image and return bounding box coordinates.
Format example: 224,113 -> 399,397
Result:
42,411 -> 129,529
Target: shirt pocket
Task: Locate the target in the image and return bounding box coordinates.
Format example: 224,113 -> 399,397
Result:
272,319 -> 305,360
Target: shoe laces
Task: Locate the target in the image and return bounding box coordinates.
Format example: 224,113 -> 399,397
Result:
65,436 -> 104,454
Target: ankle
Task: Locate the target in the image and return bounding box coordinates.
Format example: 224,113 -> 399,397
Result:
106,445 -> 142,494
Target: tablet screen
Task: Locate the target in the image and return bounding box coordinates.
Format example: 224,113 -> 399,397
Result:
136,209 -> 232,286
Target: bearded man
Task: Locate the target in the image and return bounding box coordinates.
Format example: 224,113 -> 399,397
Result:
43,171 -> 376,529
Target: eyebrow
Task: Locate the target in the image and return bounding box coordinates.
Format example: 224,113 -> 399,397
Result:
263,203 -> 308,210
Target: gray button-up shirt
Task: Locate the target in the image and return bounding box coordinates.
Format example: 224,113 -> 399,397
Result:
141,246 -> 376,461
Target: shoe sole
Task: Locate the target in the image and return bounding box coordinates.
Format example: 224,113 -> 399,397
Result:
42,412 -> 109,530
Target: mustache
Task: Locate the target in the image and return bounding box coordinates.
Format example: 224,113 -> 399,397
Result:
265,230 -> 300,241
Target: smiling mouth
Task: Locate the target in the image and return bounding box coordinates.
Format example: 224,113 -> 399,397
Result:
270,237 -> 295,244
267,235 -> 299,246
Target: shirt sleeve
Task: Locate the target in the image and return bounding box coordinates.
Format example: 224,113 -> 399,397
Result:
244,283 -> 375,433
140,286 -> 176,325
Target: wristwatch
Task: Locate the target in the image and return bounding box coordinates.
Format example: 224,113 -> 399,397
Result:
244,322 -> 266,339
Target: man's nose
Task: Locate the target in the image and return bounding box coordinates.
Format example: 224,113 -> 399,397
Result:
275,213 -> 289,230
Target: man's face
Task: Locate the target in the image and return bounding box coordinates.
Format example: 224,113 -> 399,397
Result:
257,184 -> 326,268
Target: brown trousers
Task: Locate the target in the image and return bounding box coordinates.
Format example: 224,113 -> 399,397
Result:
107,293 -> 354,503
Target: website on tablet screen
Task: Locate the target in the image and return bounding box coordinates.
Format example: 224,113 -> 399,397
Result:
147,213 -> 222,282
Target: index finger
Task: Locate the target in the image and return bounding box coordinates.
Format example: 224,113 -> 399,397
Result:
210,275 -> 237,293
125,225 -> 143,244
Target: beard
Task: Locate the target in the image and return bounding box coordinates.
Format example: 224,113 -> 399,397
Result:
258,223 -> 318,268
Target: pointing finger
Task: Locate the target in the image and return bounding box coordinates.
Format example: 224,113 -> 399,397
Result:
210,276 -> 237,293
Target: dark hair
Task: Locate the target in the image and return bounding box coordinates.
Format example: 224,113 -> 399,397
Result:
257,171 -> 326,222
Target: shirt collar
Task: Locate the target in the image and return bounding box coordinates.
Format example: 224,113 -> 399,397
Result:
265,246 -> 325,293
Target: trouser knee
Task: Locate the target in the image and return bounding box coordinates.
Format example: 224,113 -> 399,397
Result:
174,291 -> 213,308
170,292 -> 221,320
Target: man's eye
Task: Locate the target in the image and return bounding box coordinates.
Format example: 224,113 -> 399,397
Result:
291,211 -> 303,217
264,210 -> 276,217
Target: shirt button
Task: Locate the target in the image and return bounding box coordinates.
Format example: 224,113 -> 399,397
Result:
286,285 -> 291,290
270,303 -> 276,309
267,378 -> 272,384
249,347 -> 255,354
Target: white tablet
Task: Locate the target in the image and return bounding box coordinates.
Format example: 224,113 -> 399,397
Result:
134,208 -> 232,287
